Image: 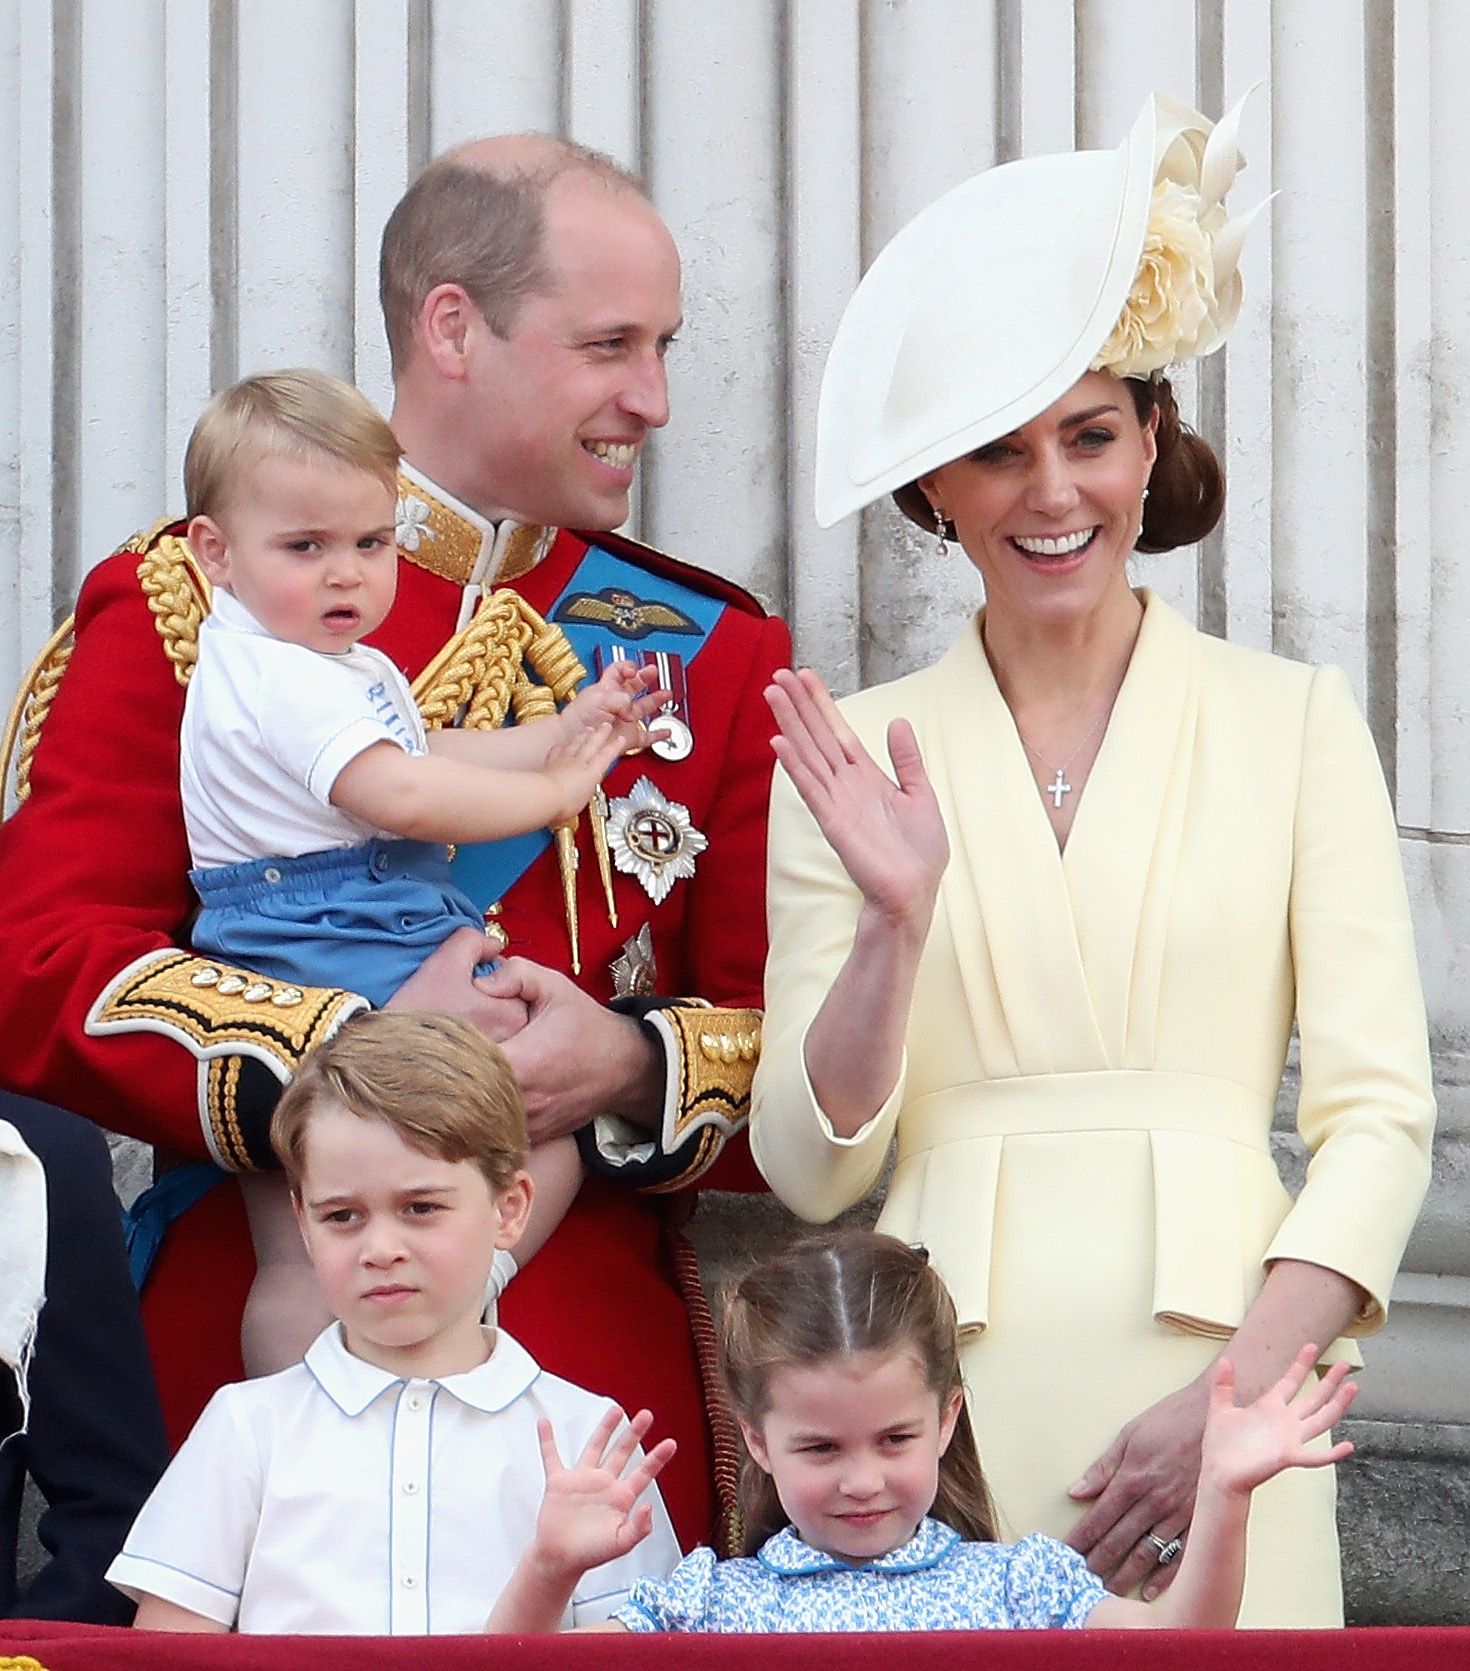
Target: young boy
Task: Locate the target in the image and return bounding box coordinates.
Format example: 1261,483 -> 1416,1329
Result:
106,1011 -> 679,1633
178,370 -> 668,1377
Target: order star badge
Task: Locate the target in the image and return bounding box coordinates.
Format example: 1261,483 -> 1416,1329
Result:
605,777 -> 708,906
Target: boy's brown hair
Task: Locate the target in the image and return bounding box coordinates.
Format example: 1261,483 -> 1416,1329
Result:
184,368 -> 401,520
271,1011 -> 528,1193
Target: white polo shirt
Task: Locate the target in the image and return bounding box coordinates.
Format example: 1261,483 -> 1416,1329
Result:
181,589 -> 429,869
107,1324 -> 680,1634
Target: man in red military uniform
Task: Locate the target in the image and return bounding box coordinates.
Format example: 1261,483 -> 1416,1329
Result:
0,135 -> 789,1552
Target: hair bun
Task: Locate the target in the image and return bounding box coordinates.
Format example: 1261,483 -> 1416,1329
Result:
1134,376 -> 1224,553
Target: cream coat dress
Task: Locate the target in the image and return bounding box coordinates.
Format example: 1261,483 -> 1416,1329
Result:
751,593 -> 1435,1628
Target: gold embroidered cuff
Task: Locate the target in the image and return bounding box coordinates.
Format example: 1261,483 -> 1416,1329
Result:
85,949 -> 369,1171
638,1004 -> 761,1192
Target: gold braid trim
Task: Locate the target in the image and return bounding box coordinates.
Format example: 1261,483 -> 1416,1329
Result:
1,1656 -> 51,1670
413,590 -> 588,734
135,527 -> 211,688
2,616 -> 74,809
206,1053 -> 251,1173
521,598 -> 587,703
665,1218 -> 745,1557
3,522 -> 205,811
86,950 -> 369,1171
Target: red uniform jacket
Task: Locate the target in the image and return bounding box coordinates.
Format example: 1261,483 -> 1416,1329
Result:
0,487 -> 790,1551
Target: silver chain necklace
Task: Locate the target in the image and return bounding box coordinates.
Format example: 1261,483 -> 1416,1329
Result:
1017,707 -> 1112,809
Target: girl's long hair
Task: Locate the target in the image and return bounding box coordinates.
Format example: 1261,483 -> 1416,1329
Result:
721,1229 -> 998,1554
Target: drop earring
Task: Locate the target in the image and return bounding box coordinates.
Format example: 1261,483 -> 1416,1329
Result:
933,506 -> 950,558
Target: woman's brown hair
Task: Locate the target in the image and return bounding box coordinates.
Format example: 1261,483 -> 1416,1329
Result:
721,1229 -> 998,1554
1126,374 -> 1225,553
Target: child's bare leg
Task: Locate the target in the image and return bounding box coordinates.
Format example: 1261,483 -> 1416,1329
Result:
239,1172 -> 332,1376
485,1136 -> 583,1315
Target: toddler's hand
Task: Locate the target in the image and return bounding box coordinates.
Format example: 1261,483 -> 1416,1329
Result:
529,1406 -> 676,1579
565,662 -> 673,755
543,724 -> 624,824
1198,1346 -> 1356,1500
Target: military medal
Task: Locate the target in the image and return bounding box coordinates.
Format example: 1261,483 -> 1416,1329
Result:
596,646 -> 694,761
605,776 -> 707,905
610,923 -> 658,998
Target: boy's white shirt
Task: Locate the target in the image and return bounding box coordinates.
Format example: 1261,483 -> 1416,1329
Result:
107,1323 -> 680,1634
180,588 -> 427,869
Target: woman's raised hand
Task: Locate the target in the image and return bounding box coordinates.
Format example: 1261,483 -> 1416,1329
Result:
765,668 -> 949,924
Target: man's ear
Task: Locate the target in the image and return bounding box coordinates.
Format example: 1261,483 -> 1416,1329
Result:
187,515 -> 231,585
419,283 -> 482,379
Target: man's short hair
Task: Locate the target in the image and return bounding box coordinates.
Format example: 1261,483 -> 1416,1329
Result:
184,368 -> 401,520
271,1011 -> 529,1194
379,138 -> 645,374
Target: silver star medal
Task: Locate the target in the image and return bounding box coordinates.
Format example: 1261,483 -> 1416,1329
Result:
605,776 -> 708,906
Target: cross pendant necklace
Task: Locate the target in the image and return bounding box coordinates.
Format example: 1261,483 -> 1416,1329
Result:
1018,704 -> 1112,810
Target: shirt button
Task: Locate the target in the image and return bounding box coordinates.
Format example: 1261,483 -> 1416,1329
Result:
401,1574 -> 419,1589
405,1393 -> 425,1412
402,1480 -> 420,1495
263,867 -> 282,884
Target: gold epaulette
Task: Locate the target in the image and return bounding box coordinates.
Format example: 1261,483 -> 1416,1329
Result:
1,614 -> 74,810
132,521 -> 211,686
3,522 -> 210,811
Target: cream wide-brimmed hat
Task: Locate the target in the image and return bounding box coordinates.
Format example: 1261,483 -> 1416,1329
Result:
814,92 -> 1260,528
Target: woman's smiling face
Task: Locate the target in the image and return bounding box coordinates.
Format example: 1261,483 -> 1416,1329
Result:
918,370 -> 1157,634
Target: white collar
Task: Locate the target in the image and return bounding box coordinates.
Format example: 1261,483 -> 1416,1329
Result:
205,587 -> 272,637
302,1322 -> 543,1417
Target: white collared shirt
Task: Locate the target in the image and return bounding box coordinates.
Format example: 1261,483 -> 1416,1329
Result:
181,589 -> 428,869
107,1324 -> 679,1634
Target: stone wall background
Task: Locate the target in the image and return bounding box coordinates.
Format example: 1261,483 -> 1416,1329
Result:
4,0 -> 1467,1623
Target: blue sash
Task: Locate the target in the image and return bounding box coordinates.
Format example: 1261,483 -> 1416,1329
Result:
448,541 -> 725,912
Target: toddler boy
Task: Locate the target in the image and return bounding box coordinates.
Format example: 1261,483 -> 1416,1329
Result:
107,1011 -> 679,1633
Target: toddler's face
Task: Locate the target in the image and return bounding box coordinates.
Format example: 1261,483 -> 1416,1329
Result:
190,454 -> 398,654
292,1099 -> 530,1380
740,1349 -> 962,1565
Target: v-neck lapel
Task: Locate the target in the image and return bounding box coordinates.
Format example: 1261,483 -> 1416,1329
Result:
919,592 -> 1199,1076
926,620 -> 1106,1075
1059,591 -> 1200,1065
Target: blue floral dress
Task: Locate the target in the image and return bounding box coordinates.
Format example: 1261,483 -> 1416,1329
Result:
616,1518 -> 1105,1633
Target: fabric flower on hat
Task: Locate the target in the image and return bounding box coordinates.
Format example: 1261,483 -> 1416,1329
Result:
1093,89 -> 1264,380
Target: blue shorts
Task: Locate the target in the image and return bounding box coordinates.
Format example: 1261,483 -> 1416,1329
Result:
190,838 -> 497,1008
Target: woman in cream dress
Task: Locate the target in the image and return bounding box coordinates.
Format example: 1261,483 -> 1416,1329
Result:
750,96 -> 1434,1627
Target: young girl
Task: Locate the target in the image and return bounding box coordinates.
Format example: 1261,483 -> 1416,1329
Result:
489,1229 -> 1357,1633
